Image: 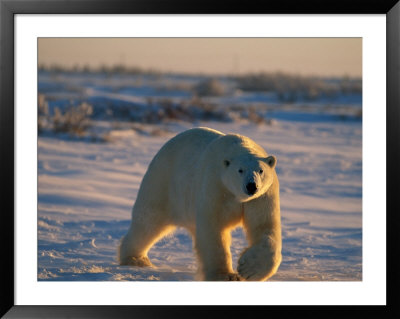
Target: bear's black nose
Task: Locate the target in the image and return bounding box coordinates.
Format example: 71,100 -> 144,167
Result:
246,182 -> 257,195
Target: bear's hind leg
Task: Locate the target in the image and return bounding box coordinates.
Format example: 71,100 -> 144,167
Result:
119,215 -> 175,267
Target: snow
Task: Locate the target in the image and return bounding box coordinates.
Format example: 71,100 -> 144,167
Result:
37,71 -> 362,281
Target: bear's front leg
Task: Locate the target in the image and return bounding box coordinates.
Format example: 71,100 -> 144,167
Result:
239,189 -> 282,281
195,226 -> 242,281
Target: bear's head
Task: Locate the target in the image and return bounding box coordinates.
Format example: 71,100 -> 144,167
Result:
219,135 -> 277,202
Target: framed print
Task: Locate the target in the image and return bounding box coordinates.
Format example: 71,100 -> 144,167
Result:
1,0 -> 399,318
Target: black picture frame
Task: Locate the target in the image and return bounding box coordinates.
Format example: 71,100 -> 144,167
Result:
1,0 -> 399,318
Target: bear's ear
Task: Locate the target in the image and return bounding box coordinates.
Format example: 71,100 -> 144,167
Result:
264,155 -> 277,169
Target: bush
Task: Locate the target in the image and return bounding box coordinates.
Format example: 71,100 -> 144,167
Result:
193,78 -> 226,97
38,94 -> 49,133
235,72 -> 362,102
52,102 -> 93,136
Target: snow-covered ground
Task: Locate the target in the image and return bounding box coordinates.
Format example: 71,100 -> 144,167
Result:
38,71 -> 362,281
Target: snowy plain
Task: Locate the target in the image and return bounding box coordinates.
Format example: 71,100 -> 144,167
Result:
37,71 -> 362,281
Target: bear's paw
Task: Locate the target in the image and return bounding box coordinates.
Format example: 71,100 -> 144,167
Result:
205,272 -> 244,281
238,245 -> 280,281
224,273 -> 244,281
120,256 -> 153,267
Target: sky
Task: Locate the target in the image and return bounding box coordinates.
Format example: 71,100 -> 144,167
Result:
38,38 -> 362,77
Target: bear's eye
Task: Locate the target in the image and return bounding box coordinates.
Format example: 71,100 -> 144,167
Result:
224,160 -> 230,167
259,169 -> 263,174
238,169 -> 243,174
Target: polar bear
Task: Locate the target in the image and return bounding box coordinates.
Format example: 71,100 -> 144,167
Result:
119,127 -> 281,281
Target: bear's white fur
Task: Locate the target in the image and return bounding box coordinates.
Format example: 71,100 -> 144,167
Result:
119,127 -> 281,281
